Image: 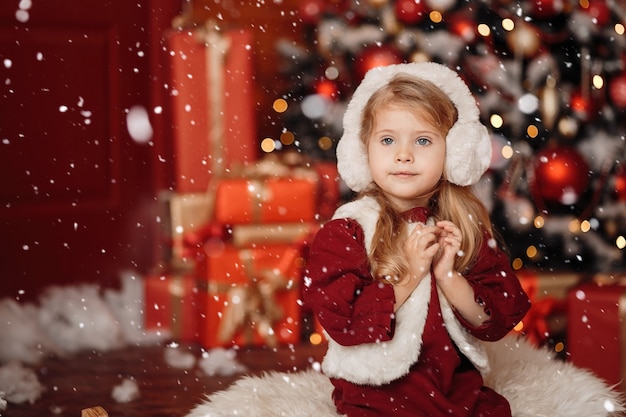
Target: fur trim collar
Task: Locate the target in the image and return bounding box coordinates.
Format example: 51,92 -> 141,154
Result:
322,197 -> 489,385
336,62 -> 491,191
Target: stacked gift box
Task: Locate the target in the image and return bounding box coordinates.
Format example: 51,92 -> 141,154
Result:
567,273 -> 626,393
513,269 -> 585,348
144,23 -> 340,349
190,160 -> 324,348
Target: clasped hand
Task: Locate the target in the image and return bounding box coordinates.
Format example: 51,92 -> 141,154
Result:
403,220 -> 462,285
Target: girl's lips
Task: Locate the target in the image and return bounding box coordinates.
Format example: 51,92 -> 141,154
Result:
392,172 -> 416,177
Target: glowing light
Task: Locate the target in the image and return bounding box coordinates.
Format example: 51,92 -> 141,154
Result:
490,114 -> 503,128
273,98 -> 288,113
534,216 -> 544,228
513,321 -> 524,332
617,236 -> 626,249
280,131 -> 295,145
501,145 -> 513,159
592,74 -> 604,89
580,220 -> 591,233
527,124 -> 539,138
554,342 -> 564,353
477,24 -> 491,37
512,258 -> 523,270
318,136 -> 333,150
526,245 -> 538,259
615,23 -> 625,35
429,11 -> 443,23
502,18 -> 515,31
568,219 -> 580,233
309,333 -> 323,345
261,138 -> 276,153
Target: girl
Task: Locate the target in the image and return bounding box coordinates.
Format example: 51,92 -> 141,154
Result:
303,62 -> 531,417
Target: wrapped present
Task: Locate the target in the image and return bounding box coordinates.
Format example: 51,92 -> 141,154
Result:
196,243 -> 304,348
513,269 -> 584,345
567,276 -> 626,391
159,191 -> 213,263
213,176 -> 319,224
166,25 -> 257,193
144,273 -> 200,342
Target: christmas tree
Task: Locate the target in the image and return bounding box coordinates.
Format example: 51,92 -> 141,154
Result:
273,0 -> 626,273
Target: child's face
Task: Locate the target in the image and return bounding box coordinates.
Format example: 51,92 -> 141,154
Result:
366,104 -> 446,211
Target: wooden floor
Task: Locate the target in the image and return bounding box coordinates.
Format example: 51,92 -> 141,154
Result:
6,342 -> 327,417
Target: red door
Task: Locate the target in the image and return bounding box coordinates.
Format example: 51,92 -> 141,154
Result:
0,1 -> 179,300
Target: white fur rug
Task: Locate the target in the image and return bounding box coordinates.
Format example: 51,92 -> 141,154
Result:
185,336 -> 625,417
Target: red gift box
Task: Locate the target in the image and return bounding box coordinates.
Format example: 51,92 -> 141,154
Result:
144,273 -> 200,342
513,270 -> 583,345
567,280 -> 626,391
166,27 -> 257,193
213,176 -> 318,224
196,243 -> 303,348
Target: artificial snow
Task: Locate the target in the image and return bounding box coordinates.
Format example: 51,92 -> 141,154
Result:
111,378 -> 140,403
164,345 -> 197,370
198,347 -> 247,377
0,361 -> 44,405
0,272 -> 168,367
37,284 -> 124,354
0,298 -> 59,365
0,271 -> 250,408
0,272 -> 170,406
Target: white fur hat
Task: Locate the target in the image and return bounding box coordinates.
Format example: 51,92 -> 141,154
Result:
336,62 -> 492,191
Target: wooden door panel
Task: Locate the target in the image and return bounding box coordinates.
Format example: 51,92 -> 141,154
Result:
0,1 -> 179,300
0,25 -> 120,210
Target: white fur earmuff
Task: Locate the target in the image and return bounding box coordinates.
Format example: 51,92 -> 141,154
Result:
336,62 -> 492,191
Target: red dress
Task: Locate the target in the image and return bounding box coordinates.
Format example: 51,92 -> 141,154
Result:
304,206 -> 531,417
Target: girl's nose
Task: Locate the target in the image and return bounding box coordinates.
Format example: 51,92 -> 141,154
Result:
395,148 -> 413,162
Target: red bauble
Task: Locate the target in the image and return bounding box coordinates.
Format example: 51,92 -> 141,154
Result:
299,0 -> 326,25
315,78 -> 340,100
354,45 -> 403,81
449,15 -> 477,43
609,74 -> 626,109
569,89 -> 594,121
395,0 -> 428,25
532,146 -> 590,205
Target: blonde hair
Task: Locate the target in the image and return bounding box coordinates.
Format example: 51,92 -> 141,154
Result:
359,74 -> 494,283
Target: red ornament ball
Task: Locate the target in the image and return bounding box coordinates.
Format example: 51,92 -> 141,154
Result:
354,45 -> 403,81
298,0 -> 325,25
609,74 -> 626,109
395,0 -> 428,25
569,89 -> 594,121
449,15 -> 477,43
315,78 -> 340,100
533,146 -> 590,205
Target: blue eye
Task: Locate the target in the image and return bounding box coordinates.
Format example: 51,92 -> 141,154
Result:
416,137 -> 431,146
381,137 -> 394,145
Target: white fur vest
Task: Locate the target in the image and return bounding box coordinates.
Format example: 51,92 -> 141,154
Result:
321,196 -> 489,385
